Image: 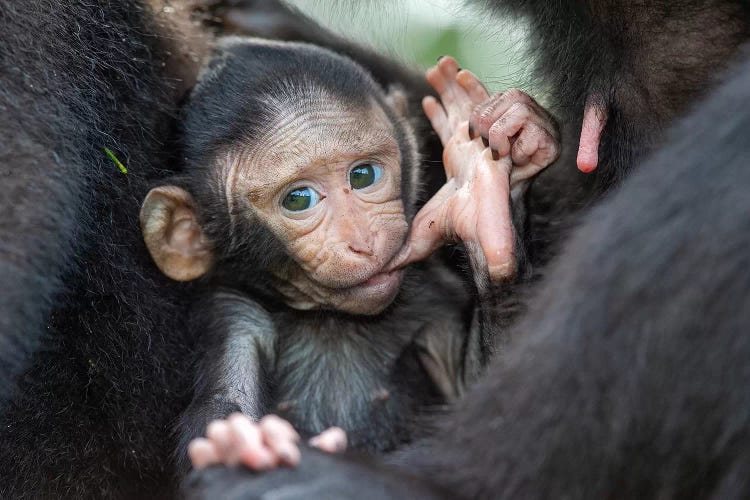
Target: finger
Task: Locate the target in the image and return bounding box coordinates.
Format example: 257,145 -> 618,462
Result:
425,64 -> 448,95
188,438 -> 221,469
510,125 -> 560,188
456,69 -> 490,104
508,121 -> 541,167
422,96 -> 452,146
469,89 -> 531,141
226,413 -> 275,471
387,181 -> 456,270
309,427 -> 347,453
205,419 -> 234,464
470,88 -> 557,146
475,152 -> 516,282
437,55 -> 460,80
512,121 -> 560,167
487,101 -> 541,158
507,125 -> 560,186
436,56 -> 470,118
259,415 -> 301,467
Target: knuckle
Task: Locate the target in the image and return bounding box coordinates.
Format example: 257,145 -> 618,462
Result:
514,135 -> 527,152
260,414 -> 282,426
502,88 -> 531,104
508,101 -> 530,118
478,105 -> 496,125
489,118 -> 506,135
485,92 -> 504,105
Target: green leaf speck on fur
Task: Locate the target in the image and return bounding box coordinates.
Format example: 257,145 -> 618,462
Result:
104,147 -> 128,174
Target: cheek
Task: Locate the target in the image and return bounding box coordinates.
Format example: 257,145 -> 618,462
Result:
286,224 -> 329,272
369,200 -> 409,245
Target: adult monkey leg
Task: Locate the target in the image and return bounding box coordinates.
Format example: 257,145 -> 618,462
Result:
184,53 -> 750,500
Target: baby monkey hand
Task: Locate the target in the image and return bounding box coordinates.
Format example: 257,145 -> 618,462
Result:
423,56 -> 560,186
188,413 -> 347,471
390,57 -> 559,281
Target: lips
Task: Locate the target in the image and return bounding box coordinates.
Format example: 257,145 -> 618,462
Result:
353,268 -> 404,297
363,270 -> 399,286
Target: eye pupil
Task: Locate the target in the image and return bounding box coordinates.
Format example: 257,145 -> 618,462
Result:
349,164 -> 382,190
282,187 -> 318,212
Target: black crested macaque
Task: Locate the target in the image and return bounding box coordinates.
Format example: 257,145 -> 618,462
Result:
140,38 -> 559,474
185,51 -> 750,500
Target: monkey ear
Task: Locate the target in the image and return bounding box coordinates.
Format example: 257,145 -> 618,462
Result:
140,186 -> 214,281
385,85 -> 409,118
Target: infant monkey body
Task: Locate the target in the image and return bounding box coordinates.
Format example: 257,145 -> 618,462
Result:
140,38 -> 471,470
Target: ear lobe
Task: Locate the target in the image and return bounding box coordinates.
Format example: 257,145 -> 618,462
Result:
140,185 -> 213,281
385,85 -> 410,118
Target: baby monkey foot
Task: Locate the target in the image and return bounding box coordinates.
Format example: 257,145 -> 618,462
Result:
423,56 -> 490,146
188,413 -> 347,471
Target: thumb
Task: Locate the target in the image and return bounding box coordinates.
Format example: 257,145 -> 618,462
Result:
387,183 -> 455,270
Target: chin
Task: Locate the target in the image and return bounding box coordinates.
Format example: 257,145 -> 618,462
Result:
336,269 -> 404,316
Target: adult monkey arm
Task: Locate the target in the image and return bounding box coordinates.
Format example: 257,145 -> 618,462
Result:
203,0 -> 433,101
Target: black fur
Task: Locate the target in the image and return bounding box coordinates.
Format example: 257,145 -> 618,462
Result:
490,0 -> 750,259
3,0 -> 749,498
0,2 -> 197,498
184,49 -> 750,500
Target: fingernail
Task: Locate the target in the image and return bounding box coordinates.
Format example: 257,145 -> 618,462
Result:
482,136 -> 489,147
437,55 -> 445,62
491,149 -> 500,161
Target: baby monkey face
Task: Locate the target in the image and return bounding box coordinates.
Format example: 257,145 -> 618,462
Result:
239,98 -> 409,314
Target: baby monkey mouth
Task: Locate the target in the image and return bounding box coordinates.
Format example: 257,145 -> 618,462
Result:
361,269 -> 402,288
347,268 -> 405,309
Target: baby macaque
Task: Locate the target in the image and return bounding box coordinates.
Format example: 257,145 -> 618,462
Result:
139,39 -> 558,477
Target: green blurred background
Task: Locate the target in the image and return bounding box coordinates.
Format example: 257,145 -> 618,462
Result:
286,0 -> 532,94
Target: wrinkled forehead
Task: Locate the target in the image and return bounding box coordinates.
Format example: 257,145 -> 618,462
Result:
241,90 -> 400,186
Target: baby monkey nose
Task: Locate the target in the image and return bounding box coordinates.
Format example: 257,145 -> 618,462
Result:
348,241 -> 374,256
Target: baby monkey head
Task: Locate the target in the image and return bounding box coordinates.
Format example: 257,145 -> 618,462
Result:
141,39 -> 420,315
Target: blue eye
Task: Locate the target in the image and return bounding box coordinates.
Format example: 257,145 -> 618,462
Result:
281,187 -> 320,212
349,163 -> 383,190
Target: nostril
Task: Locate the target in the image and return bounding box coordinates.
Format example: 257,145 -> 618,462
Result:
348,243 -> 374,256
